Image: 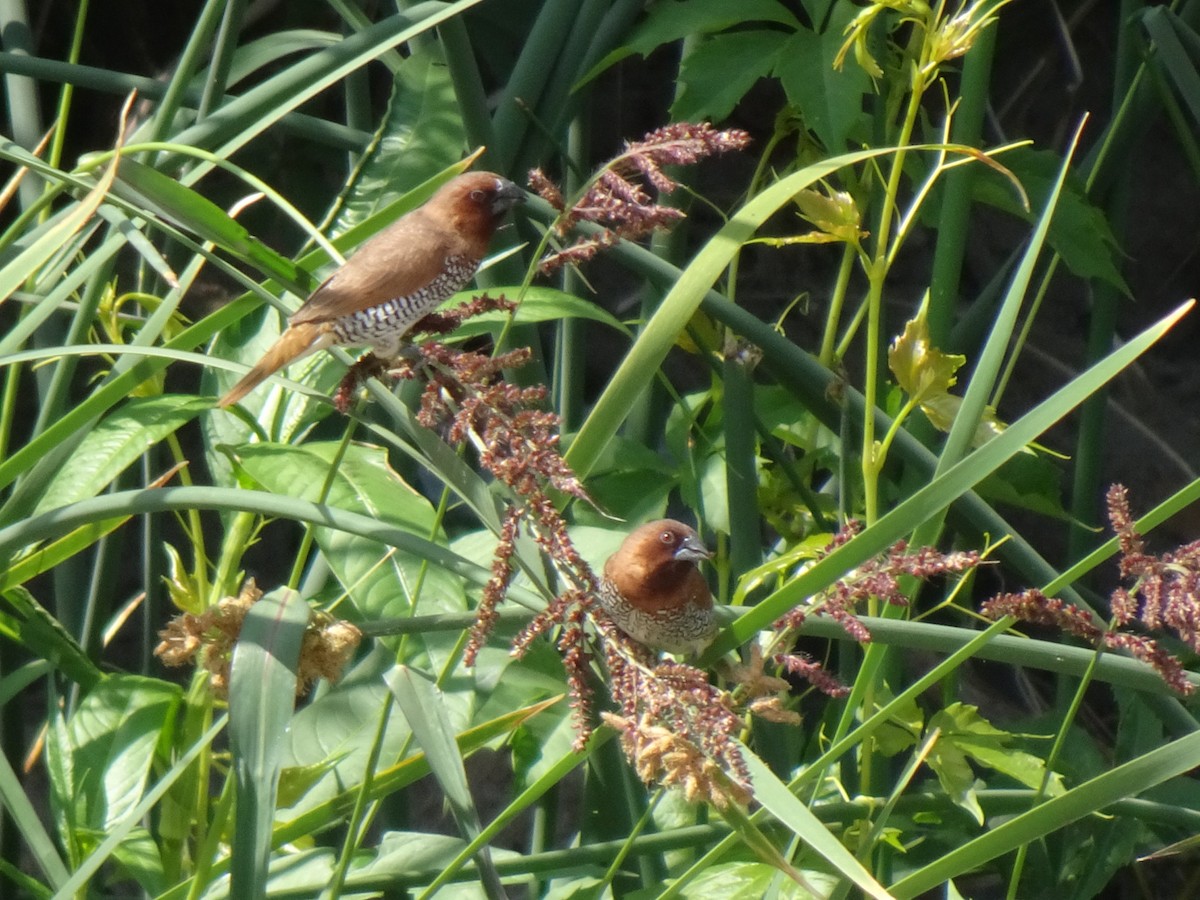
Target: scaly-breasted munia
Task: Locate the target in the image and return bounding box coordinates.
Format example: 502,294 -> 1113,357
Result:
218,171 -> 524,407
598,519 -> 717,655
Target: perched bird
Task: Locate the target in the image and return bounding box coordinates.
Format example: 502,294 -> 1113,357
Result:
218,171 -> 525,407
598,519 -> 717,655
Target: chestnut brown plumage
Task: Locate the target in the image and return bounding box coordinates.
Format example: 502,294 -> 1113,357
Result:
218,171 -> 524,407
598,520 -> 717,655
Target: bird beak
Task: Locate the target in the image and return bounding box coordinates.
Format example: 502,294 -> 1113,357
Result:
492,178 -> 526,215
675,532 -> 712,563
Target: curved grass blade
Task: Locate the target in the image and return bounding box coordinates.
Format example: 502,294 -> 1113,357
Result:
228,587 -> 309,896
387,666 -> 506,900
887,729 -> 1200,898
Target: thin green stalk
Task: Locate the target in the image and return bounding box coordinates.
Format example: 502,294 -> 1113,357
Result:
1005,635 -> 1110,899
861,64 -> 927,525
819,244 -> 857,367
723,349 -> 762,579
326,693 -> 394,900
44,0 -> 88,175
490,0 -> 584,171
286,416 -> 359,590
0,0 -> 43,211
0,356 -> 17,463
198,0 -> 246,118
185,770 -> 233,900
165,431 -> 209,606
211,511 -> 258,604
927,23 -> 997,345
148,0 -> 228,143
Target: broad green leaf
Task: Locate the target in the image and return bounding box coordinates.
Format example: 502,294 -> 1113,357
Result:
0,587 -> 102,689
330,42 -> 467,236
278,646 -> 414,817
111,827 -> 167,897
61,675 -> 181,832
889,730 -> 1200,897
32,395 -> 209,516
968,148 -> 1129,293
976,453 -> 1069,520
275,694 -> 561,846
775,10 -> 871,151
926,727 -> 984,824
931,703 -> 1062,795
581,0 -> 801,84
673,31 -> 785,123
675,861 -> 833,899
233,441 -> 466,621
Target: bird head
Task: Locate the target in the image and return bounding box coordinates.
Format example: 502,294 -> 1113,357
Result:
603,519 -> 712,603
438,171 -> 524,215
425,171 -> 524,246
647,520 -> 712,565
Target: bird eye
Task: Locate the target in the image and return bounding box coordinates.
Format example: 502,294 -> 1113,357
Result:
469,189 -> 486,203
659,530 -> 676,545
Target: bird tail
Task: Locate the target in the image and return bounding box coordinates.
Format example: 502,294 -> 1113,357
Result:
218,321 -> 333,408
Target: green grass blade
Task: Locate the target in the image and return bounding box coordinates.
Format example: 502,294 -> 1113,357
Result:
888,729 -> 1200,898
228,587 -> 310,896
741,748 -> 893,899
708,299 -> 1192,657
565,146 -> 903,480
387,666 -> 506,900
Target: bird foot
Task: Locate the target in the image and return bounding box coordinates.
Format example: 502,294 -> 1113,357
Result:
333,349 -> 427,413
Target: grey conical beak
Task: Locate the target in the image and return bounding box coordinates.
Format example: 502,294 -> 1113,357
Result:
492,178 -> 525,214
675,532 -> 712,563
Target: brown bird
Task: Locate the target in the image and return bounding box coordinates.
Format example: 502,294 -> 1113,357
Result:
218,171 -> 525,407
598,519 -> 717,655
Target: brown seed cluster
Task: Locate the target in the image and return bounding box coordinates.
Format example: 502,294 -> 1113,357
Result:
154,580 -> 362,698
771,522 -> 983,694
530,122 -> 751,273
982,484 -> 1198,696
601,638 -> 752,809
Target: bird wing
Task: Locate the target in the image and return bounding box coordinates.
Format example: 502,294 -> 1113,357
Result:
290,214 -> 467,324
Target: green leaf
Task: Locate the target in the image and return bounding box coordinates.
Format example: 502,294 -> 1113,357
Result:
330,42 -> 467,236
233,441 -> 466,621
114,158 -> 304,288
676,861 -> 833,899
926,728 -> 984,825
932,703 -> 1062,795
60,675 -> 181,832
741,746 -> 894,900
228,587 -> 309,897
673,31 -> 785,122
968,148 -> 1129,293
775,12 -> 871,151
445,286 -> 628,340
0,587 -> 102,689
976,453 -> 1069,520
581,0 -> 800,84
0,139 -> 116,306
387,666 -> 506,896
889,731 -> 1200,897
889,309 -> 966,405
32,395 -> 209,516
110,827 -> 168,897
